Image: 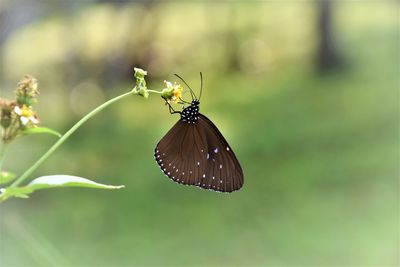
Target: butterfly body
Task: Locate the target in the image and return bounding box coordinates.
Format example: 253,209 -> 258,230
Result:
181,100 -> 200,124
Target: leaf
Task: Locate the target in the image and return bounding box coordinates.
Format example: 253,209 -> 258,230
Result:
0,175 -> 124,203
28,175 -> 125,190
0,186 -> 34,202
21,127 -> 62,138
0,171 -> 17,185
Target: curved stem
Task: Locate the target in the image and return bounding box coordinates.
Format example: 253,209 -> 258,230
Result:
11,91 -> 134,187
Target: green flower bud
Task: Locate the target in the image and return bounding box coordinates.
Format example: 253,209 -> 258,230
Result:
132,68 -> 149,98
133,68 -> 147,79
161,88 -> 174,99
137,87 -> 149,99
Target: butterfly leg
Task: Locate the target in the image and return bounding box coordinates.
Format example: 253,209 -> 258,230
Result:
163,97 -> 181,115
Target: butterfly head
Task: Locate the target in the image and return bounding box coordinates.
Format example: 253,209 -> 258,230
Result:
181,100 -> 200,124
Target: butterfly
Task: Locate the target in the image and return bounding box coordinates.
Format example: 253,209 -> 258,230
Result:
154,73 -> 244,193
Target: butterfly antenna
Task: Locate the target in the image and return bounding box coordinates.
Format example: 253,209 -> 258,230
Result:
199,72 -> 203,101
174,74 -> 197,100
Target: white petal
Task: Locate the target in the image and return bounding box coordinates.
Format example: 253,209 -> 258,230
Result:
29,116 -> 39,124
20,116 -> 29,125
164,81 -> 172,88
14,106 -> 22,115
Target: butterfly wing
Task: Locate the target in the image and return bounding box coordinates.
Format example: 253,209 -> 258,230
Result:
154,114 -> 244,192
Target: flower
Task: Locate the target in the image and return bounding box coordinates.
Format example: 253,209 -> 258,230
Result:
14,105 -> 39,126
161,80 -> 183,103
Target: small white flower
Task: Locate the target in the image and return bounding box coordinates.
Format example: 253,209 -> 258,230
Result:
162,80 -> 183,103
14,105 -> 39,125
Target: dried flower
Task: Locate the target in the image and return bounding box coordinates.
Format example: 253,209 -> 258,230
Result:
15,75 -> 39,106
0,99 -> 16,129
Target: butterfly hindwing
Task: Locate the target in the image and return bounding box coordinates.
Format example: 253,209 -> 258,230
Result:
196,114 -> 244,192
155,114 -> 243,192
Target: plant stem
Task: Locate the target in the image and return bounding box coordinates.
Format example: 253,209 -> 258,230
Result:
147,90 -> 162,94
11,90 -> 134,187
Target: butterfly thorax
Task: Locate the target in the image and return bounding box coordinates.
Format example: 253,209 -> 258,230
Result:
181,100 -> 200,124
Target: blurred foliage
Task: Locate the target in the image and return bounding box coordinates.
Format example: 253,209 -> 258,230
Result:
0,1 -> 398,266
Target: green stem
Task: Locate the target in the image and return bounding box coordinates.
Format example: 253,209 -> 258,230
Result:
11,90 -> 134,187
147,90 -> 162,94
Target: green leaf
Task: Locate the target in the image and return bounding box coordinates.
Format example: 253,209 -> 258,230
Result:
0,186 -> 34,201
28,175 -> 125,190
0,171 -> 17,185
0,175 -> 124,203
21,127 -> 62,138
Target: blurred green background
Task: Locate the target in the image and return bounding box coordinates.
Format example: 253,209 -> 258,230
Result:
0,0 -> 398,266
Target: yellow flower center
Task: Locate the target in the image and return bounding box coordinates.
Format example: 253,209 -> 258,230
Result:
172,86 -> 183,102
20,105 -> 34,117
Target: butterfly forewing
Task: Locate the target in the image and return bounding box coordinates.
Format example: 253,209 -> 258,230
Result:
155,114 -> 243,192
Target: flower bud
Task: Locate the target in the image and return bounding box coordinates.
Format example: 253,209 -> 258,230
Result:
133,68 -> 147,79
0,98 -> 16,129
132,68 -> 149,98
